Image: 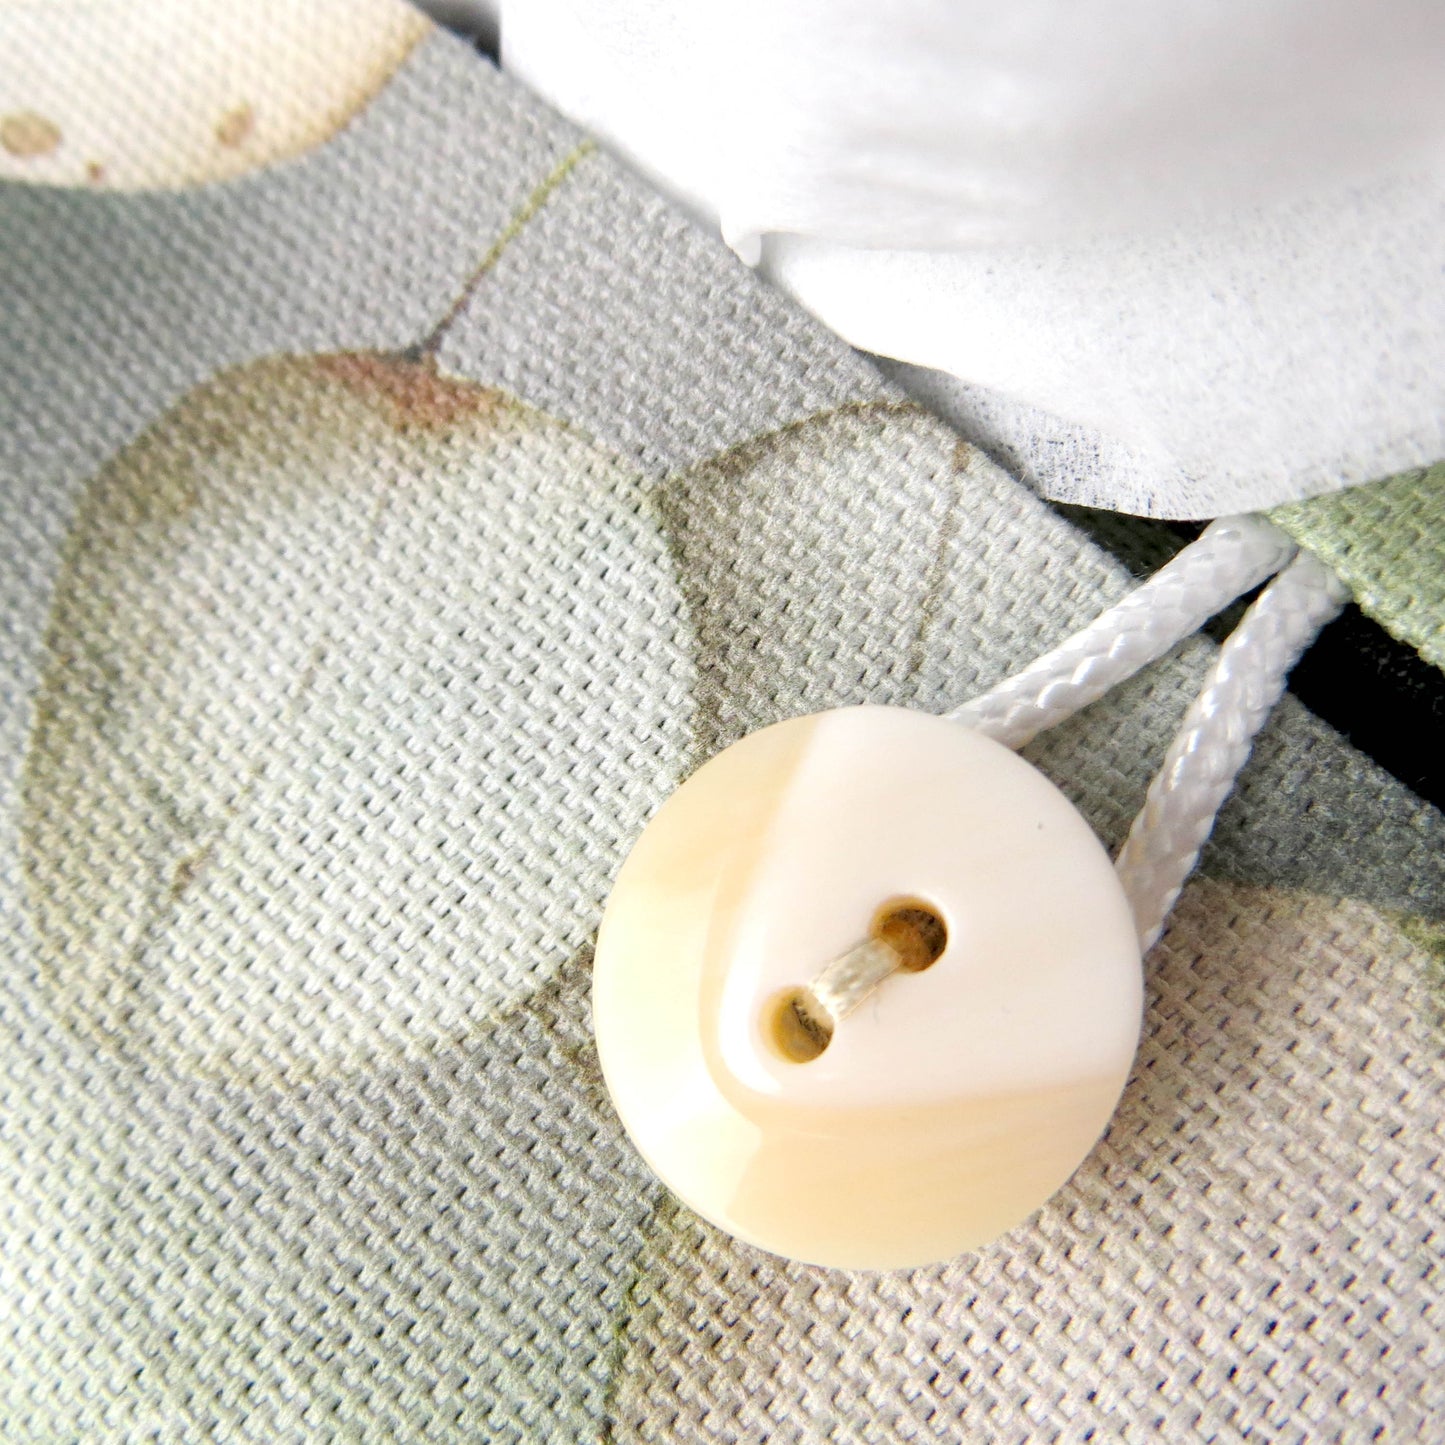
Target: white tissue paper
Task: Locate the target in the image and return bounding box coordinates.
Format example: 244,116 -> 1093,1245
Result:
504,0 -> 1445,518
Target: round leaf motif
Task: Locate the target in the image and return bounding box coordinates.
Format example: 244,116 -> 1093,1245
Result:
22,352 -> 693,1076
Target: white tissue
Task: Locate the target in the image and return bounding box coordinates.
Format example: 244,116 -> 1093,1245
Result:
505,0 -> 1445,517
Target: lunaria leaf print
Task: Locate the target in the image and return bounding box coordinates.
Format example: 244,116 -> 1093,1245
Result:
21,352 -> 694,1078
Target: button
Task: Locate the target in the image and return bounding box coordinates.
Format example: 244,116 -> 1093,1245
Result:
593,705 -> 1142,1270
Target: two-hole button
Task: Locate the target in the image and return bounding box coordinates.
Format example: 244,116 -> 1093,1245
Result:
593,705 -> 1142,1271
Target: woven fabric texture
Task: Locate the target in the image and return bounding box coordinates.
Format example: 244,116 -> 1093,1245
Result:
1,20 -> 1443,1443
0,0 -> 428,189
1273,463 -> 1445,672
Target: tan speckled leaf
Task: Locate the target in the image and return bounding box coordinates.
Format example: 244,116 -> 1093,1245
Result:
0,0 -> 429,188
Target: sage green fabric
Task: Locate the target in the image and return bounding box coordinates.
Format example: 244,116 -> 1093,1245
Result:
1,14 -> 1443,1444
1273,463 -> 1445,670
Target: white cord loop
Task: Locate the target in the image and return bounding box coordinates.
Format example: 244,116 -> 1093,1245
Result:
949,515 -> 1297,747
1115,550 -> 1349,950
953,515 -> 1347,951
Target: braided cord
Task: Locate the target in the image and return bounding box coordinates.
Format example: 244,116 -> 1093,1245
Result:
949,515 -> 1297,748
950,514 -> 1347,951
1114,549 -> 1348,950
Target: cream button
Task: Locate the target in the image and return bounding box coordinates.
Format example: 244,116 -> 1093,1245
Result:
593,706 -> 1142,1270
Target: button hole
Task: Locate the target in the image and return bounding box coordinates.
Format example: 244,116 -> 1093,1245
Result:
871,898 -> 947,971
768,987 -> 834,1062
766,898 -> 948,1064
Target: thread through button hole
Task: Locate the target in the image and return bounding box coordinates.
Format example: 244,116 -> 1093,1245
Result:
767,898 -> 948,1064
